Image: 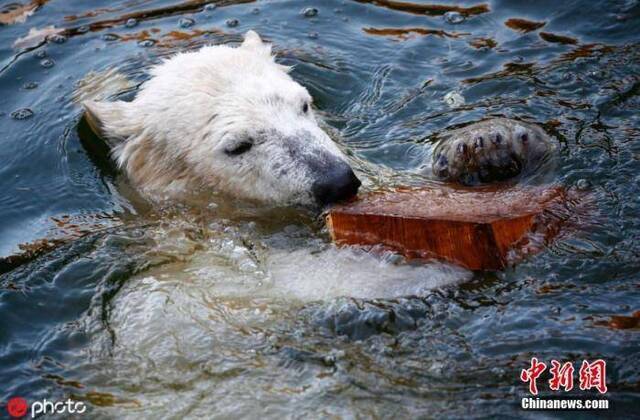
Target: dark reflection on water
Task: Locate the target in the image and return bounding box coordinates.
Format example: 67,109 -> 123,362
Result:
1,0 -> 639,417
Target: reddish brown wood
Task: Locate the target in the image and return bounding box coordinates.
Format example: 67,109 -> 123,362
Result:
326,185 -> 566,270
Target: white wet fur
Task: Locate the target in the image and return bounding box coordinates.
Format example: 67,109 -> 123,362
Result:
83,31 -> 349,204
99,221 -> 469,384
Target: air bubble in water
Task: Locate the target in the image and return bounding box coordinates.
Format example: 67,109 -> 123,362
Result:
252,7 -> 260,14
179,17 -> 195,28
11,108 -> 34,120
77,25 -> 90,34
204,3 -> 217,11
102,33 -> 119,41
40,58 -> 55,68
444,91 -> 465,107
226,18 -> 239,27
444,11 -> 465,24
125,18 -> 138,28
23,82 -> 38,89
35,50 -> 47,58
576,179 -> 591,191
138,39 -> 155,47
302,7 -> 318,17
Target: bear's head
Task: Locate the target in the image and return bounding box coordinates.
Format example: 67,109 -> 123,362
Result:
83,31 -> 360,207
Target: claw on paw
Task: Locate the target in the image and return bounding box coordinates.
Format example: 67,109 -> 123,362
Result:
431,118 -> 554,185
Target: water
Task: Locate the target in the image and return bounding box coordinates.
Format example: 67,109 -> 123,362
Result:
1,0 -> 639,417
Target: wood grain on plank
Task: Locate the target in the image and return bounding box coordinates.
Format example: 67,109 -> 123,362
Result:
327,185 -> 565,270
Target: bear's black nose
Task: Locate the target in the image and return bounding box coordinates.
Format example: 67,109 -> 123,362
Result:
312,163 -> 361,206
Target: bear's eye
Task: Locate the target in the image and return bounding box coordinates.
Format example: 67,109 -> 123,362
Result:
302,102 -> 309,114
225,140 -> 253,156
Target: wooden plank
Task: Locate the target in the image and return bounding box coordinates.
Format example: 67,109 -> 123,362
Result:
326,185 -> 565,270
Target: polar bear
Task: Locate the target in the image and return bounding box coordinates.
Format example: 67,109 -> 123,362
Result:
83,30 -> 554,205
83,31 -> 360,206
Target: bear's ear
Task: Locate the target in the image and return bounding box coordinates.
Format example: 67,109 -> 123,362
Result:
241,30 -> 272,56
241,30 -> 263,49
83,100 -> 132,147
